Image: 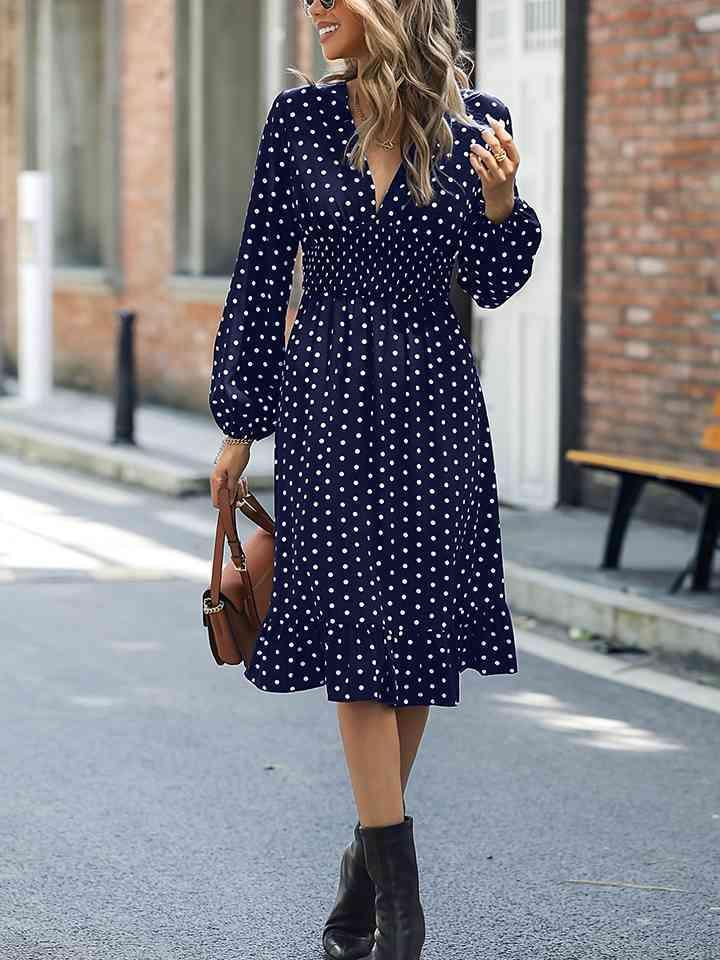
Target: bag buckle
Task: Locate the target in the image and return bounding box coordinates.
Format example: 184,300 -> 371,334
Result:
203,597 -> 225,615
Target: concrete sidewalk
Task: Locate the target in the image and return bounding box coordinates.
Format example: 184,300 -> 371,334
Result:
0,378 -> 275,496
1,378 -> 717,667
500,502 -> 719,668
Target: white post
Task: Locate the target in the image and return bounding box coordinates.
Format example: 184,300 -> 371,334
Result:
17,170 -> 53,404
261,0 -> 287,112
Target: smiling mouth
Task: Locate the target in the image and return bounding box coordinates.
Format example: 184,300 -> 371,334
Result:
318,23 -> 340,40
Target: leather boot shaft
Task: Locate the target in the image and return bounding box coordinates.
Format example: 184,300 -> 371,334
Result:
360,815 -> 425,960
322,820 -> 376,959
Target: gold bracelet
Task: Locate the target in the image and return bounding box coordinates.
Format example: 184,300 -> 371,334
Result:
214,434 -> 254,464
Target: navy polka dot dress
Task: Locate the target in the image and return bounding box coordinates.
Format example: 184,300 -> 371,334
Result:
209,81 -> 542,707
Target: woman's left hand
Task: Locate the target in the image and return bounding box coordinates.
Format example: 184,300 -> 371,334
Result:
469,114 -> 519,222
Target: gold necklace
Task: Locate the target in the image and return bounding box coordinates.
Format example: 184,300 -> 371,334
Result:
350,91 -> 400,151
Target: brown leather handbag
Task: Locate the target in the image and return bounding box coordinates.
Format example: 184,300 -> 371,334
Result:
202,478 -> 276,667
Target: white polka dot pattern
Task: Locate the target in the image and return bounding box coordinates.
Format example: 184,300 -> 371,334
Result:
210,91 -> 300,441
209,81 -> 542,707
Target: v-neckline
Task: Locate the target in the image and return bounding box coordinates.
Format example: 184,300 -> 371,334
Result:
339,79 -> 405,216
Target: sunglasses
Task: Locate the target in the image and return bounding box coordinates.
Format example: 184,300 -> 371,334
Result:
303,0 -> 337,14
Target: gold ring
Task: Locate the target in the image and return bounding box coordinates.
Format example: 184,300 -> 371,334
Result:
491,148 -> 507,164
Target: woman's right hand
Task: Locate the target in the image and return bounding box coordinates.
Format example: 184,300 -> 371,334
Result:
210,443 -> 252,509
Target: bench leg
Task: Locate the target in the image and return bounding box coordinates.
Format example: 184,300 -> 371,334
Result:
690,489 -> 720,591
602,473 -> 646,569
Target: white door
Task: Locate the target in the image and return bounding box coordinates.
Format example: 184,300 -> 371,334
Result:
473,0 -> 563,509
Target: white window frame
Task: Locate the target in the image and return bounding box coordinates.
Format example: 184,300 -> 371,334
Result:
22,0 -> 123,295
172,0 -> 291,293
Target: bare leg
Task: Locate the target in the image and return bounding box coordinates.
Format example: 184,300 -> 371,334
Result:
336,702 -> 431,826
397,705 -> 430,794
337,701 -> 404,827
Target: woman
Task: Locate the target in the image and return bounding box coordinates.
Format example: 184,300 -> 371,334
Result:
208,1 -> 542,957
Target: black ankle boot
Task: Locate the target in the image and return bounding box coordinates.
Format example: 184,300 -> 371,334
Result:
359,815 -> 425,960
322,820 -> 376,960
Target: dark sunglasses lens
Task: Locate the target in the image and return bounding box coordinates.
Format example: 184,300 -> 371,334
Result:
304,0 -> 335,12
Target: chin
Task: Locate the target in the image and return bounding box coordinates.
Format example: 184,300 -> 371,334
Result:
323,44 -> 353,60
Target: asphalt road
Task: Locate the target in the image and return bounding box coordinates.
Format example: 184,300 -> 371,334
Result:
0,454 -> 718,960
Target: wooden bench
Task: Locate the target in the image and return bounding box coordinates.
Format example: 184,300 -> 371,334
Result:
565,392 -> 720,593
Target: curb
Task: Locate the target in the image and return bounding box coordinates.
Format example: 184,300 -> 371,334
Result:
506,560 -> 720,665
0,419 -> 274,496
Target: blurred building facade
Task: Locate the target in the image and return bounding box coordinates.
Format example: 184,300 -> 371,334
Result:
0,1 -> 718,523
1,0 -> 324,411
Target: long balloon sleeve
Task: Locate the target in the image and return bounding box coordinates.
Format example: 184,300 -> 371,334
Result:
209,91 -> 300,440
455,96 -> 542,309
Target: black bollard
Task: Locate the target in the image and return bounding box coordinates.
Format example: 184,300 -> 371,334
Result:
112,309 -> 137,445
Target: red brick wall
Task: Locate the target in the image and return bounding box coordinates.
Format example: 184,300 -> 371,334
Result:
583,2 -> 720,480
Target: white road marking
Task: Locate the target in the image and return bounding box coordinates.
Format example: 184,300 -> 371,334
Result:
155,509 -> 215,537
0,489 -> 209,581
90,567 -> 175,581
66,695 -> 126,708
0,488 -> 58,515
0,520 -> 101,572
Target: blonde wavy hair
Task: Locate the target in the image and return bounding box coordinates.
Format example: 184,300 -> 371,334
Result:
289,0 -> 487,207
